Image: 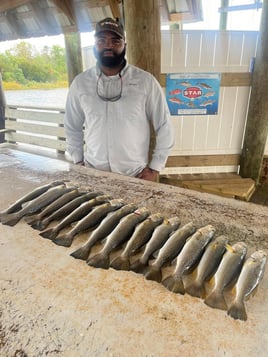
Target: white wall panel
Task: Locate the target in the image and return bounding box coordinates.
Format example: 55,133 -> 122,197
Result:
161,30 -> 260,173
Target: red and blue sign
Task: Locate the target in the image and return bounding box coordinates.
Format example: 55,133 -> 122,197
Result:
166,73 -> 221,116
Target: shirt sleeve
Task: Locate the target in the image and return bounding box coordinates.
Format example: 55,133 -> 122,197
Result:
146,76 -> 174,172
64,78 -> 85,164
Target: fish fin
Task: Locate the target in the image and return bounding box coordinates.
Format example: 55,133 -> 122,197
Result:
204,290 -> 228,311
130,259 -> 147,274
227,301 -> 247,321
87,252 -> 110,269
39,228 -> 57,240
70,246 -> 91,260
24,215 -> 38,225
185,281 -> 205,298
144,266 -> 162,283
52,234 -> 73,247
30,221 -> 44,230
0,213 -> 21,226
110,256 -> 130,271
35,221 -> 49,231
162,275 -> 185,294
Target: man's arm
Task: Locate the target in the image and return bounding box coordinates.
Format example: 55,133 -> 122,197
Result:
64,80 -> 85,164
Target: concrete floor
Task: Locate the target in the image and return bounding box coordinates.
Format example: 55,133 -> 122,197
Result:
1,145 -> 268,357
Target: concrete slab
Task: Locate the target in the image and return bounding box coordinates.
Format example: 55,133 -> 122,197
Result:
1,145 -> 268,357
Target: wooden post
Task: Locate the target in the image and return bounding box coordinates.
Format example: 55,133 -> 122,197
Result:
0,73 -> 6,143
64,32 -> 83,86
219,0 -> 229,30
240,0 -> 268,184
123,0 -> 161,166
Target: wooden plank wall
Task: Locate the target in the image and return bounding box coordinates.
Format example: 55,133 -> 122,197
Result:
160,30 -> 260,175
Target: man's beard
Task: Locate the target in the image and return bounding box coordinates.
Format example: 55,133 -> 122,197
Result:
94,47 -> 126,68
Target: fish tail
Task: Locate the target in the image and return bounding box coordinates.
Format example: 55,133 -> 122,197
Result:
52,234 -> 73,247
87,252 -> 110,269
144,267 -> 162,283
227,301 -> 247,321
35,220 -> 49,231
204,290 -> 228,311
185,281 -> 205,298
70,246 -> 91,260
130,259 -> 147,274
110,256 -> 130,271
0,212 -> 21,226
30,221 -> 44,230
162,275 -> 185,294
24,215 -> 38,225
39,228 -> 57,240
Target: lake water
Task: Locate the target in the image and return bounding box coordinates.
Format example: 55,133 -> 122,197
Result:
4,88 -> 68,109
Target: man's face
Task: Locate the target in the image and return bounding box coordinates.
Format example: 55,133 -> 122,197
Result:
94,31 -> 126,67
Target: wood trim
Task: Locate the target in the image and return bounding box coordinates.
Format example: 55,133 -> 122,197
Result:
159,72 -> 252,87
165,154 -> 240,168
5,120 -> 65,137
5,132 -> 66,151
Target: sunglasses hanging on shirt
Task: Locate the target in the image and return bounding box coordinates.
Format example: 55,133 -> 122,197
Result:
96,72 -> 122,102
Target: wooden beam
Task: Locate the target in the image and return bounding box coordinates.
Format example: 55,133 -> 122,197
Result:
240,0 -> 268,183
0,0 -> 30,12
64,32 -> 83,85
107,0 -> 121,19
123,0 -> 160,165
159,72 -> 252,87
51,0 -> 76,24
165,154 -> 240,168
0,74 -> 6,143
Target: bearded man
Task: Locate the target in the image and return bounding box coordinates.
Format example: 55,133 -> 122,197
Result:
64,18 -> 174,182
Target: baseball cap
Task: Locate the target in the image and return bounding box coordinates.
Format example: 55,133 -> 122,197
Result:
95,18 -> 125,39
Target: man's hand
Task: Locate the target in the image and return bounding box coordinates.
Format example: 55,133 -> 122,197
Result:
136,167 -> 159,182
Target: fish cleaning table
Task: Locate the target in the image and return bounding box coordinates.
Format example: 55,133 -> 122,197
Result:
0,144 -> 268,357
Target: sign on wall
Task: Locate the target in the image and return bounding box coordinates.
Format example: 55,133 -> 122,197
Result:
166,73 -> 221,116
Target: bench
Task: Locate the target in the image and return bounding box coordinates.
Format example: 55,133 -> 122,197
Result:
159,154 -> 256,201
1,105 -> 256,201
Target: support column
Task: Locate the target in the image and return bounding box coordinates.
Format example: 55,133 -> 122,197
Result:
123,0 -> 161,165
240,0 -> 268,183
0,74 -> 6,143
64,32 -> 83,85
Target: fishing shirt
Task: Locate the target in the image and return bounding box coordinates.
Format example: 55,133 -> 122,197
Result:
64,63 -> 174,177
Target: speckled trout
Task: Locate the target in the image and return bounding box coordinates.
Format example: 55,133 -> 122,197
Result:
39,195 -> 111,240
130,216 -> 181,274
144,222 -> 196,283
24,188 -> 86,227
184,235 -> 228,298
52,199 -> 125,247
162,225 -> 216,295
87,207 -> 151,269
0,184 -> 74,226
34,191 -> 102,231
204,241 -> 248,310
227,250 -> 267,321
70,203 -> 138,260
0,180 -> 67,218
110,213 -> 164,271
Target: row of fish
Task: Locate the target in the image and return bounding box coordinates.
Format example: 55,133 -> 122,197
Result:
0,180 -> 267,321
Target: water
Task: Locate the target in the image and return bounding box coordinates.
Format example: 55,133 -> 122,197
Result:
4,88 -> 68,109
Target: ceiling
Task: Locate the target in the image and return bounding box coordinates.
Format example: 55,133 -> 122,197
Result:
0,0 -> 203,42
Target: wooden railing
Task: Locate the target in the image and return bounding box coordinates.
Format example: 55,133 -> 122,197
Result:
0,104 -> 256,200
0,105 -> 66,152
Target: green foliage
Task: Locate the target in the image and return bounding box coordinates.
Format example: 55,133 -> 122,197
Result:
0,41 -> 67,86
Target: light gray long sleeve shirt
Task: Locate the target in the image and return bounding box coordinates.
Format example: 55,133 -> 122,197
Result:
64,63 -> 174,177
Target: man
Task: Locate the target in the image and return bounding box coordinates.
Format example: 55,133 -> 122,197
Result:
64,17 -> 174,182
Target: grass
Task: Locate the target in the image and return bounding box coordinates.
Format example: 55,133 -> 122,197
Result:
3,80 -> 69,90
